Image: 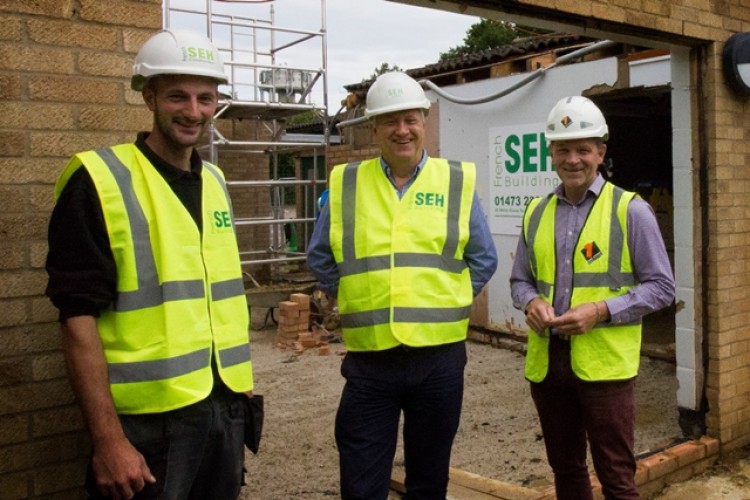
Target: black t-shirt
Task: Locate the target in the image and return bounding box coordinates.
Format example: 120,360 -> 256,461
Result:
45,133 -> 205,320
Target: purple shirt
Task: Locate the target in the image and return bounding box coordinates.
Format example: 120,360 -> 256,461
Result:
510,174 -> 675,325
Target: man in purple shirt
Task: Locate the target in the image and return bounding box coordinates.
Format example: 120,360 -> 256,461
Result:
510,96 -> 675,500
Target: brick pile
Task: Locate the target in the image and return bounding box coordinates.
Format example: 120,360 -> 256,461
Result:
277,293 -> 330,355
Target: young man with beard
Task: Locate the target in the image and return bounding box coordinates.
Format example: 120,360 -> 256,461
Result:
46,29 -> 255,499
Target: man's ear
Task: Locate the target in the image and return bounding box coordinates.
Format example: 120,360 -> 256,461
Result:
142,86 -> 156,111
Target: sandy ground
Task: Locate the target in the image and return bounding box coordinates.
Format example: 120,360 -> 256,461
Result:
655,456 -> 750,500
237,308 -> 707,499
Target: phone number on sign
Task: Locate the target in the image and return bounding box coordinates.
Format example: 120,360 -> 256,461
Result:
494,196 -> 533,207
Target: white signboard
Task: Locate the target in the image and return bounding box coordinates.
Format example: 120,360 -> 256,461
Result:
489,123 -> 560,235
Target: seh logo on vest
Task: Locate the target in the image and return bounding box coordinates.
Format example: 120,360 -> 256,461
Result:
413,192 -> 445,208
212,210 -> 233,231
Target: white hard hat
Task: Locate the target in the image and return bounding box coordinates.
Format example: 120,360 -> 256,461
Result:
131,29 -> 228,91
545,96 -> 609,142
364,71 -> 431,120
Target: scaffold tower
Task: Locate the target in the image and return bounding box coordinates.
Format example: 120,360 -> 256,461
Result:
164,0 -> 330,287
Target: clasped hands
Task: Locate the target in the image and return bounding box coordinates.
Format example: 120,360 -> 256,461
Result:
524,298 -> 607,336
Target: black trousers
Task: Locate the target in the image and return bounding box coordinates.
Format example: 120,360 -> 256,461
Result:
335,341 -> 467,500
87,382 -> 247,500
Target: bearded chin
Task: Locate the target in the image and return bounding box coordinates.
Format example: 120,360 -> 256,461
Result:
160,119 -> 206,149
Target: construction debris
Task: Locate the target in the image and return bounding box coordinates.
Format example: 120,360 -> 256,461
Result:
276,293 -> 333,355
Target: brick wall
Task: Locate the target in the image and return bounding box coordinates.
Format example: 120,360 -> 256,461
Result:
0,0 -> 161,497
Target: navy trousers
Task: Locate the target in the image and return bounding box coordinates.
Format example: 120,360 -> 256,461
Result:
335,341 -> 467,500
530,336 -> 639,500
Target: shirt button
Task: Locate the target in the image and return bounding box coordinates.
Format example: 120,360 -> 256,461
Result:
564,288 -> 570,293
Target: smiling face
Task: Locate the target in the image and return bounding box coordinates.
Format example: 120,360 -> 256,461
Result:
372,108 -> 426,176
142,74 -> 219,169
550,138 -> 606,203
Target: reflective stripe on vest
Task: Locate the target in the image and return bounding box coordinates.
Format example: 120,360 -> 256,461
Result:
56,144 -> 252,412
525,186 -> 637,299
523,182 -> 641,382
330,157 -> 474,350
95,148 -> 248,380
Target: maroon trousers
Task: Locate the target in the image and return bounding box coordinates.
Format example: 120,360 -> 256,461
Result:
530,336 -> 640,500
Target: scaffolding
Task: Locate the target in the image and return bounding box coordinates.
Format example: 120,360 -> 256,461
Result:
164,0 -> 329,284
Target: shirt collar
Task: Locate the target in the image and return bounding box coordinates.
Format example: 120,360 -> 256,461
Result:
135,132 -> 203,180
554,172 -> 605,204
380,150 -> 428,180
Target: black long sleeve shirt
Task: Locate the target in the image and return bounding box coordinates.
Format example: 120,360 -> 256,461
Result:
45,133 -> 205,320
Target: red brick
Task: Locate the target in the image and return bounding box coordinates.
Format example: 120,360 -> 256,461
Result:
279,301 -> 300,312
639,452 -> 678,480
634,462 -> 649,486
698,435 -> 720,456
290,293 -> 310,309
667,440 -> 706,467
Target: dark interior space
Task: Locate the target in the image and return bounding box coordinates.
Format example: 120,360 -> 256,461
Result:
592,88 -> 676,349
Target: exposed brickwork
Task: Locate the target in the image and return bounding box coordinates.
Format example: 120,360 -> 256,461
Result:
29,75 -> 120,104
27,18 -> 119,49
1,0 -> 749,497
0,0 -> 74,18
0,1 -> 161,496
78,0 -> 162,29
394,436 -> 720,498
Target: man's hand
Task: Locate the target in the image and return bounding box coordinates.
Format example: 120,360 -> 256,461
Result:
524,298 -> 556,335
61,316 -> 156,499
90,436 -> 155,499
548,301 -> 607,335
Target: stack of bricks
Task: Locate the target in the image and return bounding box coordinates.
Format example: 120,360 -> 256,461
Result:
277,293 -> 309,348
276,293 -> 330,355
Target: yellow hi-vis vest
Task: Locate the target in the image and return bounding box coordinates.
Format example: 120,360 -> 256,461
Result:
523,182 -> 641,382
329,157 -> 475,351
54,144 -> 253,414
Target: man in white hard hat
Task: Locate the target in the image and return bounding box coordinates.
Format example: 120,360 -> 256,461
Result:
510,96 -> 675,499
46,29 -> 257,499
307,71 -> 497,499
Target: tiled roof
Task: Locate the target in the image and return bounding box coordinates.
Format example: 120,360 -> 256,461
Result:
344,33 -> 597,92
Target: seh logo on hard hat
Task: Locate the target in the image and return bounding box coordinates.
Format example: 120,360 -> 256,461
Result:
182,46 -> 215,64
387,88 -> 405,98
